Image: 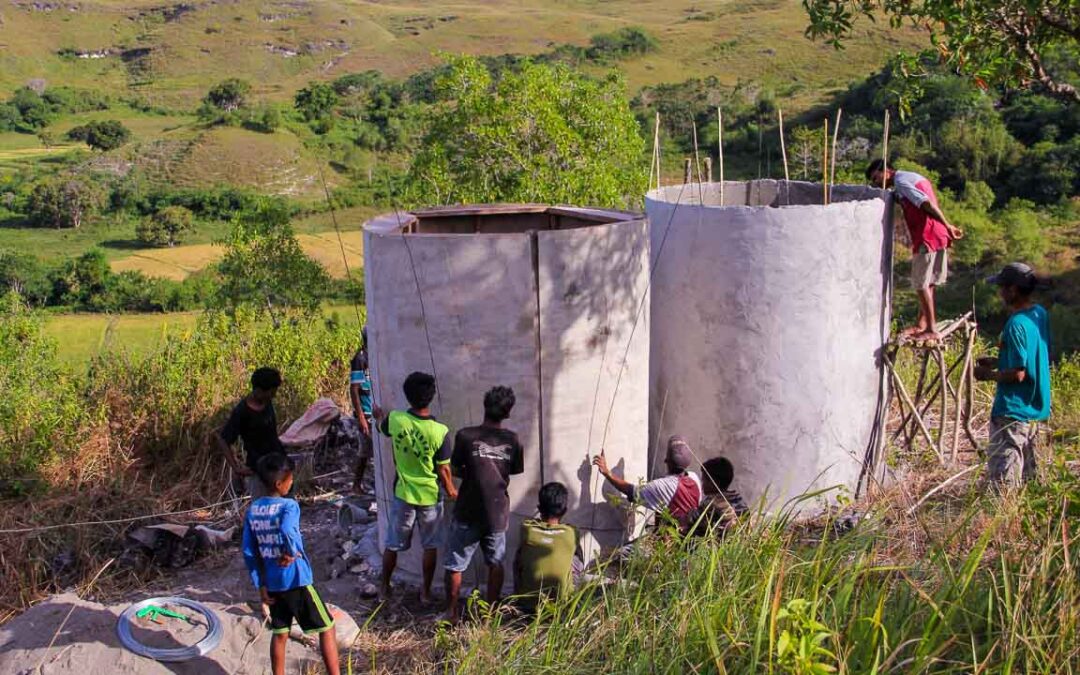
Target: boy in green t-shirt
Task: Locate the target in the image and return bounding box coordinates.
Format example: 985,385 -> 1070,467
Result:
373,371 -> 457,603
513,482 -> 580,608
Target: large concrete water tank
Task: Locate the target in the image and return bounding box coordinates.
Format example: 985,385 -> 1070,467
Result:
645,180 -> 892,509
363,205 -> 650,582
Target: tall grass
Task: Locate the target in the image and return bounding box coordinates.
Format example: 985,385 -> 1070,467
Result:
440,468 -> 1080,672
0,301 -> 357,614
433,342 -> 1080,674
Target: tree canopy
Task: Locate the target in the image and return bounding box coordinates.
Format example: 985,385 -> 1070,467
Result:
204,78 -> 251,112
803,1 -> 1080,104
407,56 -> 647,208
26,176 -> 104,229
66,119 -> 131,151
217,198 -> 330,315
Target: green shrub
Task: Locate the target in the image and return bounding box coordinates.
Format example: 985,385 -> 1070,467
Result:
0,294 -> 89,492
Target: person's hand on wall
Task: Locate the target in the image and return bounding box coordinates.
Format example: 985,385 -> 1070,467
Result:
592,452 -> 610,477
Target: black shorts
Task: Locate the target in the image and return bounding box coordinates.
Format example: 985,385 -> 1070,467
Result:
268,585 -> 335,635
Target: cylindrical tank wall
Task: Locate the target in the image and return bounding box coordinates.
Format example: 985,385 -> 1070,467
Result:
645,180 -> 891,509
363,206 -> 650,583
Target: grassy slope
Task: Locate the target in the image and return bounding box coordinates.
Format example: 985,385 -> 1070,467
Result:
0,1 -> 923,108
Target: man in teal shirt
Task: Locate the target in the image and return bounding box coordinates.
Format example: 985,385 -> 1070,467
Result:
975,262 -> 1051,488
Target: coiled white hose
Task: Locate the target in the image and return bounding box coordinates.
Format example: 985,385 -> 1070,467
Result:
116,597 -> 223,662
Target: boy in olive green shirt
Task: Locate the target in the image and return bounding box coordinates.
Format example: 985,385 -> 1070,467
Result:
514,482 -> 580,608
373,371 -> 457,603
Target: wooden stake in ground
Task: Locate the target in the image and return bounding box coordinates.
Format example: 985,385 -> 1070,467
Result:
778,108 -> 790,183
822,118 -> 829,205
830,108 -> 842,200
717,107 -> 725,204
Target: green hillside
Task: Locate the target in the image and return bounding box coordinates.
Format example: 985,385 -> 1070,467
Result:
0,0 -> 922,107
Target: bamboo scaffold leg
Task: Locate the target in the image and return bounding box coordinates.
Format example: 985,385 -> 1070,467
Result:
884,314 -> 979,466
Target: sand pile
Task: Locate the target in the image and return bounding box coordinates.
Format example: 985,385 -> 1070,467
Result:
0,592 -> 355,674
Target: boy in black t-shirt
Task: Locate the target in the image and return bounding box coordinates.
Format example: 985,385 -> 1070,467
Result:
214,367 -> 285,498
444,386 -> 524,623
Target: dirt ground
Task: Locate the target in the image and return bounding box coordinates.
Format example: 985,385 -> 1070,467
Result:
0,474 -> 452,674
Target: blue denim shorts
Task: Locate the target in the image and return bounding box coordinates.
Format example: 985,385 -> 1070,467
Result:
443,519 -> 507,572
385,496 -> 443,552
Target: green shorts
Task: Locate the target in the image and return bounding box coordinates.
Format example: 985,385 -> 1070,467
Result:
268,585 -> 335,635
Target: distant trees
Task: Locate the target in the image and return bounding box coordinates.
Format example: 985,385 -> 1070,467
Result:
0,86 -> 111,133
136,205 -> 195,247
408,56 -> 647,208
803,0 -> 1080,104
26,177 -> 104,229
66,119 -> 132,151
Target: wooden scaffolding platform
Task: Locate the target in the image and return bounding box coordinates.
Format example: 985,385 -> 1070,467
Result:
882,313 -> 980,465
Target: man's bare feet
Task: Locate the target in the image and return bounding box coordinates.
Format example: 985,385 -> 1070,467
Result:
418,592 -> 436,607
899,325 -> 925,338
912,330 -> 941,343
379,583 -> 393,602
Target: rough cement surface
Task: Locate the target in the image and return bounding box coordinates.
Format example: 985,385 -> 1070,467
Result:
646,181 -> 891,509
1,592 -> 285,674
537,221 -> 651,560
363,209 -> 650,580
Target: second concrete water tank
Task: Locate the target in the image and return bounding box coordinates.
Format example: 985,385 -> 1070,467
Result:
645,180 -> 892,509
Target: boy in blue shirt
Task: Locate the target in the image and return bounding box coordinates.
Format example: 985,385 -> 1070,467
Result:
242,453 -> 340,675
975,262 -> 1052,488
349,327 -> 374,493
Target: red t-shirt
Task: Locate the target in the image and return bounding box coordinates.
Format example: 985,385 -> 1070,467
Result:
894,171 -> 951,253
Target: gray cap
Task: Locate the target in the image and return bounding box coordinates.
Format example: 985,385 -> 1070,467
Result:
665,435 -> 694,471
987,262 -> 1046,290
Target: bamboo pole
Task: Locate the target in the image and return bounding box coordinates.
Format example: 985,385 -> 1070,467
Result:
952,326 -> 973,463
691,120 -> 704,203
650,111 -> 660,191
881,110 -> 890,190
822,117 -> 829,205
717,107 -> 724,204
656,113 -> 662,190
963,322 -> 979,448
777,108 -> 789,183
886,354 -> 937,451
936,347 -> 948,463
905,351 -> 932,448
830,108 -> 842,200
